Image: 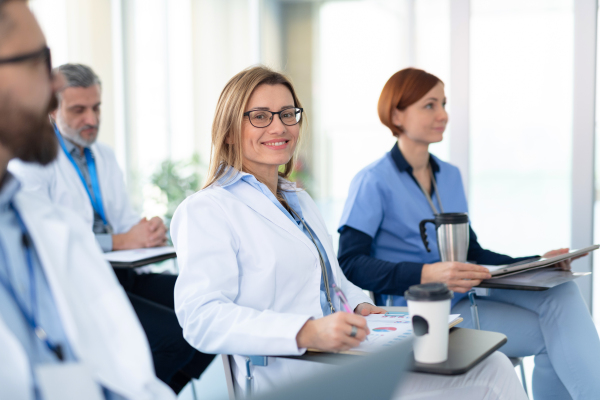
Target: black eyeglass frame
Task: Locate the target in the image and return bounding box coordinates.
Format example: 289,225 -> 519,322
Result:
0,46 -> 52,76
243,107 -> 304,128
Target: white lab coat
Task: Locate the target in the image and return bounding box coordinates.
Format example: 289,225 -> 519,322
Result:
0,189 -> 174,400
172,178 -> 373,394
9,141 -> 139,234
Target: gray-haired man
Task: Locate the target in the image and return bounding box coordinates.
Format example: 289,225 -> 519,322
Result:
10,63 -> 214,394
13,63 -> 166,252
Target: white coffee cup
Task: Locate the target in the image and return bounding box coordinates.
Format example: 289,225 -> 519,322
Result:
405,283 -> 453,364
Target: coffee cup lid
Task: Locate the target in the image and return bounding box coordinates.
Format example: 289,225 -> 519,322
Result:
404,283 -> 453,301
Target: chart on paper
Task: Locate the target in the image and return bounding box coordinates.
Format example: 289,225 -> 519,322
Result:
354,313 -> 461,353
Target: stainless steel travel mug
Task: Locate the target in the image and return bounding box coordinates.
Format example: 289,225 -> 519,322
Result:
419,213 -> 469,262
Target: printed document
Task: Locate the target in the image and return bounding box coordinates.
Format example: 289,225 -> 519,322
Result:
353,313 -> 461,354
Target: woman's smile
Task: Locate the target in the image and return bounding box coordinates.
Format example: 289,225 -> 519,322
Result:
262,139 -> 290,150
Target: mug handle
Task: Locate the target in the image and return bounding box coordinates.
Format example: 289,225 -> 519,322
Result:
419,219 -> 436,253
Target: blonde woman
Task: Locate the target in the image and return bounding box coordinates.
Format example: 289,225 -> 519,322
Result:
171,66 -> 526,399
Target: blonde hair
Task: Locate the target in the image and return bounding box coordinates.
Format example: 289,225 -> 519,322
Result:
203,65 -> 304,189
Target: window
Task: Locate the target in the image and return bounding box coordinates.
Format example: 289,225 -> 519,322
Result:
317,0 -> 409,237
469,0 -> 573,257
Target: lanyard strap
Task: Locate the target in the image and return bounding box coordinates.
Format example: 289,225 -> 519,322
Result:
0,203 -> 64,360
54,126 -> 108,225
415,165 -> 444,215
288,207 -> 336,314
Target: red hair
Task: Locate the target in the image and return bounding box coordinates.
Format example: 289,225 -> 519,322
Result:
378,68 -> 442,137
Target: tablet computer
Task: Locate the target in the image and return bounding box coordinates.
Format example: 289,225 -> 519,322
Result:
485,245 -> 599,278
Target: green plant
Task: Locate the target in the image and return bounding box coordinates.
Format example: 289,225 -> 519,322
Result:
150,154 -> 203,224
288,157 -> 312,194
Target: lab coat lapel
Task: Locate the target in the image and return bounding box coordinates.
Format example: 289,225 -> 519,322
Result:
226,183 -> 320,259
13,193 -> 80,349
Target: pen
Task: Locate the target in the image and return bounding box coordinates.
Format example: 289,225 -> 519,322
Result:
332,284 -> 369,341
332,284 -> 353,313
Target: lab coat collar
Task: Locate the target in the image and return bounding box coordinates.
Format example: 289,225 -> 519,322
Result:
11,190 -> 79,350
217,168 -> 305,221
224,178 -> 320,261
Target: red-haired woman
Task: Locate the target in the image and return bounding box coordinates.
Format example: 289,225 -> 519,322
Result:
338,67 -> 600,400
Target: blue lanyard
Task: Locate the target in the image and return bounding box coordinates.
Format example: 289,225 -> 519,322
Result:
54,126 -> 108,225
0,203 -> 64,361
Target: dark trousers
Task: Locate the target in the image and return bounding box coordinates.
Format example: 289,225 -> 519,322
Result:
114,269 -> 215,393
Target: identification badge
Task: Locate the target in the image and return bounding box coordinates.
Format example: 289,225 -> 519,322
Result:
35,363 -> 104,400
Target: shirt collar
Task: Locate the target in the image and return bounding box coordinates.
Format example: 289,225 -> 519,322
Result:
0,172 -> 21,211
61,135 -> 83,157
390,143 -> 440,175
215,167 -> 299,191
215,167 -> 248,188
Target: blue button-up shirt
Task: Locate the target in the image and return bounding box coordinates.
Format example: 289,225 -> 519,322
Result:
218,170 -> 340,316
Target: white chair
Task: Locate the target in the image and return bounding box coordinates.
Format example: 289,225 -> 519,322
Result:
222,354 -> 238,400
222,354 -> 265,399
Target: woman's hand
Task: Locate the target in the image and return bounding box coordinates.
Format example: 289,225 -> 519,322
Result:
354,303 -> 386,316
296,312 -> 370,352
542,248 -> 588,271
421,262 -> 491,293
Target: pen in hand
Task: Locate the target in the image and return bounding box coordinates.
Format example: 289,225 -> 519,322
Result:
332,284 -> 369,341
332,284 -> 353,313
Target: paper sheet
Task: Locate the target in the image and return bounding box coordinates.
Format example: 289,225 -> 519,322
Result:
104,246 -> 175,263
354,313 -> 461,353
482,265 -> 506,272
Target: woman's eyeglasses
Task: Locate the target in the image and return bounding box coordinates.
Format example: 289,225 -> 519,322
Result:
243,107 -> 303,128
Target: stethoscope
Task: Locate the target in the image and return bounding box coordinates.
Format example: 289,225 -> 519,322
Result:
288,206 -> 336,314
243,198 -> 337,396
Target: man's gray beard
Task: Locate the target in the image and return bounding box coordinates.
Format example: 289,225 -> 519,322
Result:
55,114 -> 98,148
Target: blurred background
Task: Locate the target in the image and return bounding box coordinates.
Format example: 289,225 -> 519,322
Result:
29,0 -> 600,397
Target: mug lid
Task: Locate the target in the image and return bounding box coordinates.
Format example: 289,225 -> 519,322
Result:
404,283 -> 453,301
435,213 -> 469,224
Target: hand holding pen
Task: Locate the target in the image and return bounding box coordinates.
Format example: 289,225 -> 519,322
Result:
332,284 -> 373,341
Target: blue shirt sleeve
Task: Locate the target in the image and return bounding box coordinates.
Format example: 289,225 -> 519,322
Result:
338,170 -> 385,237
467,225 -> 538,265
338,226 -> 423,295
